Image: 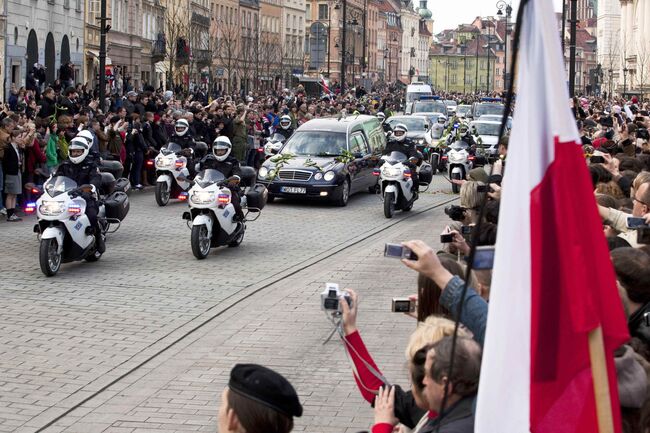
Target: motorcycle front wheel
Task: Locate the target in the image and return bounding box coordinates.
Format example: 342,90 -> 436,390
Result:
191,224 -> 211,259
451,173 -> 461,194
155,182 -> 170,207
39,238 -> 61,277
384,191 -> 395,219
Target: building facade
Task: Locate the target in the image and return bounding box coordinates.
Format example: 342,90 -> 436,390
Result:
619,0 -> 650,96
259,0 -> 282,91
597,0 -> 621,96
6,0 -> 85,96
281,0 -> 306,86
0,0 -> 6,101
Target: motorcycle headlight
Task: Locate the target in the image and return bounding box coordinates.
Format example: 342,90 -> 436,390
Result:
323,171 -> 336,182
258,166 -> 269,179
382,166 -> 402,177
39,200 -> 65,216
156,156 -> 174,169
190,191 -> 216,205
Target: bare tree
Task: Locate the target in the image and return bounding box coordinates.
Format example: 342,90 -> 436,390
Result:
163,0 -> 189,90
259,31 -> 281,92
637,40 -> 649,99
604,30 -> 621,97
212,15 -> 242,94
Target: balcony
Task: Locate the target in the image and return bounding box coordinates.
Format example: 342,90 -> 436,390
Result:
193,49 -> 211,66
152,33 -> 166,62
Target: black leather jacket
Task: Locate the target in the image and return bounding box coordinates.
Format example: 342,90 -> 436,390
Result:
198,154 -> 241,179
54,159 -> 102,192
384,139 -> 418,159
629,302 -> 650,347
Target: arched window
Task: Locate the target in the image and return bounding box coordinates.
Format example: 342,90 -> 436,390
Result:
309,22 -> 327,70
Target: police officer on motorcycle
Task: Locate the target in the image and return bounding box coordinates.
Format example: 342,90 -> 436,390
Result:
54,137 -> 105,253
384,123 -> 419,192
173,119 -> 196,150
276,115 -> 294,141
198,136 -> 245,221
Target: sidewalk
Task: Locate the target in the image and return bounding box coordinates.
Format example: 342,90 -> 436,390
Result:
47,202 -> 453,433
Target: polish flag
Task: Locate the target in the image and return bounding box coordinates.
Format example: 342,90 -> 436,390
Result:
475,0 -> 630,432
320,74 -> 331,96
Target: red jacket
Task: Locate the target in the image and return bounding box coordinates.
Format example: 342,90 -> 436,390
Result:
25,138 -> 46,174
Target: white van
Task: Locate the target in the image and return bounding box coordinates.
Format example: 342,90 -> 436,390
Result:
405,83 -> 433,114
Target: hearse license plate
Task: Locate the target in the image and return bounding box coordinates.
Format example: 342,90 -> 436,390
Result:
281,186 -> 307,194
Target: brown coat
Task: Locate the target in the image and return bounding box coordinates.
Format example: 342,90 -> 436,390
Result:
0,127 -> 11,160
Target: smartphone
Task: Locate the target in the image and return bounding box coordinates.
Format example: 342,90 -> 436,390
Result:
590,155 -> 606,164
477,184 -> 489,193
384,243 -> 418,260
440,233 -> 454,243
472,246 -> 495,270
461,225 -> 473,235
626,217 -> 648,229
391,298 -> 416,313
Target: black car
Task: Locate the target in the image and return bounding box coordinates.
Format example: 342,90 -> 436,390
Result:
257,115 -> 386,206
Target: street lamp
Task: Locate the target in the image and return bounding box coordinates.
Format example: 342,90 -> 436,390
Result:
623,66 -> 628,97
496,1 -> 512,92
608,68 -> 613,98
383,47 -> 390,82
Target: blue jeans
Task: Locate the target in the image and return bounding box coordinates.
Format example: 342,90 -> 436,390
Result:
0,164 -> 4,209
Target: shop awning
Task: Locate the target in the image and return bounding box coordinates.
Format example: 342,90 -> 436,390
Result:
86,50 -> 112,65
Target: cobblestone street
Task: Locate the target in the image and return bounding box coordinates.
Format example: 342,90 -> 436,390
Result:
0,177 -> 457,433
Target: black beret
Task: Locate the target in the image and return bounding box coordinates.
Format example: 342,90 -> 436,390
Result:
229,364 -> 302,418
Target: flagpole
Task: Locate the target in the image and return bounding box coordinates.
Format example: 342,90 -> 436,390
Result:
588,326 -> 615,433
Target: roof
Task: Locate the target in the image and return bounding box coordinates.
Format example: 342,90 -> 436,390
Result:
457,24 -> 479,33
297,115 -> 377,133
576,28 -> 597,51
375,0 -> 398,14
419,21 -> 432,36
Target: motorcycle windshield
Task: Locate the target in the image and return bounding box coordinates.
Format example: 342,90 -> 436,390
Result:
269,133 -> 285,143
384,151 -> 408,164
163,142 -> 182,155
450,141 -> 469,151
44,176 -> 78,197
194,169 -> 226,188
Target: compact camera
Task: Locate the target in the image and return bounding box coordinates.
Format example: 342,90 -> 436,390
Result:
384,243 -> 418,260
391,298 -> 416,313
445,205 -> 467,222
320,283 -> 352,312
637,128 -> 650,141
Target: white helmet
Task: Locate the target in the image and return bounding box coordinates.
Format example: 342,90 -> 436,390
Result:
279,115 -> 291,130
68,137 -> 91,164
76,129 -> 94,146
175,119 -> 189,137
212,136 -> 232,161
376,112 -> 386,123
392,123 -> 408,142
437,115 -> 447,124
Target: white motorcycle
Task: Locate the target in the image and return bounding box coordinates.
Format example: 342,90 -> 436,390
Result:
377,151 -> 433,219
34,175 -> 130,276
154,142 -> 192,206
182,165 -> 268,259
264,133 -> 286,159
446,140 -> 473,194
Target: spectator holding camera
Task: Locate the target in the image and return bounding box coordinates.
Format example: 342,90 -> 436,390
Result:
373,337 -> 481,433
339,288 -> 472,431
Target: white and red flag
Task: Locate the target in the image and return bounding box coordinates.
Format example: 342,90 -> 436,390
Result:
475,0 -> 630,432
320,74 -> 331,96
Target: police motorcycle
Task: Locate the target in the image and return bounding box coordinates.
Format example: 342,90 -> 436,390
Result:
182,162 -> 268,260
264,133 -> 286,158
34,155 -> 130,277
154,142 -> 192,206
446,139 -> 473,194
427,115 -> 448,175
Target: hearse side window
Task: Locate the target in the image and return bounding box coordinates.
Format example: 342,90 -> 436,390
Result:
350,133 -> 370,155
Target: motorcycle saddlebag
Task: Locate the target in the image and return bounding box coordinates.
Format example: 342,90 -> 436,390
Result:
100,160 -> 124,178
105,191 -> 130,221
245,184 -> 268,212
240,166 -> 257,187
418,164 -> 433,185
114,178 -> 132,195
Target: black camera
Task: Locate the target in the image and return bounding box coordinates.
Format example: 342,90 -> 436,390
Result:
320,283 -> 352,312
445,205 -> 467,221
638,128 -> 650,141
637,228 -> 650,245
392,298 -> 416,313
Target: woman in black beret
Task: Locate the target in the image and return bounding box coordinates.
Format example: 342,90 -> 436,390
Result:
217,363 -> 302,433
